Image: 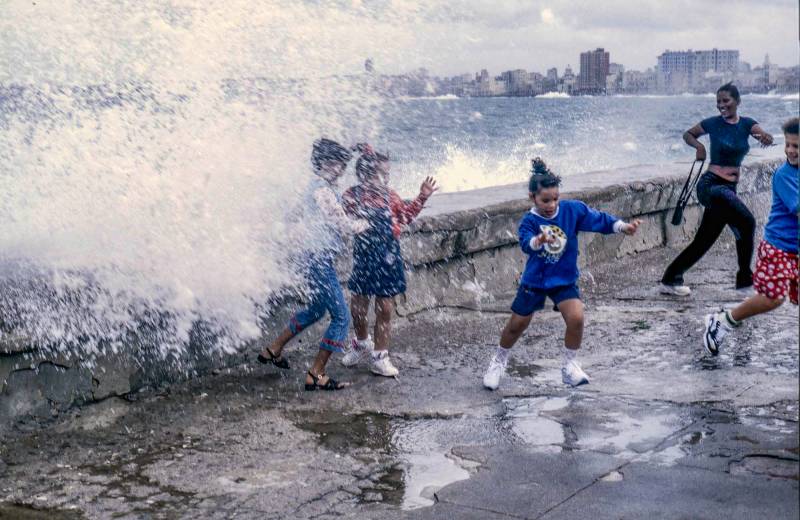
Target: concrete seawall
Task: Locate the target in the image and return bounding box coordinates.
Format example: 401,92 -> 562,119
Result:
397,154 -> 781,316
0,153 -> 785,423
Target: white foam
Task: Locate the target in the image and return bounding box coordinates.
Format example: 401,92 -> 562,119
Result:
0,1 -> 391,355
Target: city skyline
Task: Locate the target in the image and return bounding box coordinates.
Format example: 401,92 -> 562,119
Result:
363,45 -> 798,98
350,1 -> 798,78
379,47 -> 796,82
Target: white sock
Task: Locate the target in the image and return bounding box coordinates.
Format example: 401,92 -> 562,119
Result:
495,346 -> 511,363
723,310 -> 741,328
562,347 -> 578,365
356,336 -> 373,348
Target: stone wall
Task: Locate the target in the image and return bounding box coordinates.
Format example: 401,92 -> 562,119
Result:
0,158 -> 783,424
395,158 -> 779,316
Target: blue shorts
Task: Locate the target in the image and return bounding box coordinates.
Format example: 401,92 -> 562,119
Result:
510,284 -> 580,316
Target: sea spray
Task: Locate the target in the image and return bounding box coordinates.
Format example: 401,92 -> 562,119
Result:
0,1 -> 403,359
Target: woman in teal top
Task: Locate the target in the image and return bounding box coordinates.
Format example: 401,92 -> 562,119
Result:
661,83 -> 773,296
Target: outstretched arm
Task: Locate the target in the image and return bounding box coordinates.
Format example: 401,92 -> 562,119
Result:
750,123 -> 774,147
575,202 -> 641,236
391,177 -> 438,225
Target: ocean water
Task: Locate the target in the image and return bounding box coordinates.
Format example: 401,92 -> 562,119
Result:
380,93 -> 800,195
0,1 -> 797,356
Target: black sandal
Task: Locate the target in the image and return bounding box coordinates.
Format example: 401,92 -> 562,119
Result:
257,348 -> 290,370
304,371 -> 348,391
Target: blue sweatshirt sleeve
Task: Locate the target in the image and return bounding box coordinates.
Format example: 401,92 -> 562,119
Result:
574,201 -> 619,234
518,214 -> 539,255
775,168 -> 799,214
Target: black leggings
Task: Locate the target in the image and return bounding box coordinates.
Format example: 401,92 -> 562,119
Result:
662,172 -> 755,288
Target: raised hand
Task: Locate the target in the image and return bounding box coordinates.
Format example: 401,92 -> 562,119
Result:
420,176 -> 439,198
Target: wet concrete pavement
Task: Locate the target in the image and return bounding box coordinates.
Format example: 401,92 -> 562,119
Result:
1,240 -> 798,519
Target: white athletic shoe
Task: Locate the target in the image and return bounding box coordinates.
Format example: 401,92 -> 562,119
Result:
370,350 -> 399,377
703,311 -> 731,356
483,354 -> 508,390
561,360 -> 590,387
341,337 -> 373,367
660,283 -> 691,297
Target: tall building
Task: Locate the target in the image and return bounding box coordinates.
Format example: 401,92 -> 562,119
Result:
578,48 -> 610,94
657,49 -> 739,92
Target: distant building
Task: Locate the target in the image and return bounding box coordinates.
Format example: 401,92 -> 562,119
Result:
560,65 -> 576,94
621,69 -> 656,94
762,54 -> 780,88
606,63 -> 624,94
578,48 -> 610,94
657,48 -> 739,93
501,69 -> 530,96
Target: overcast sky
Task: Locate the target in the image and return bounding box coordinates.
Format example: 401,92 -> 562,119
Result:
3,0 -> 797,83
361,0 -> 799,76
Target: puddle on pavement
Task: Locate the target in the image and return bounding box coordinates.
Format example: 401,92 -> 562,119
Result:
730,456 -> 800,480
507,360 -> 547,379
503,396 -> 570,449
502,395 -> 689,461
0,503 -> 84,519
293,412 -> 492,510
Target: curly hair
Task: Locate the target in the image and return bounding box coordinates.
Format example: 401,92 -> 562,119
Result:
528,157 -> 561,193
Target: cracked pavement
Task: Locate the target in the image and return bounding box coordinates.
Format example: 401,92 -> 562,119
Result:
0,239 -> 798,519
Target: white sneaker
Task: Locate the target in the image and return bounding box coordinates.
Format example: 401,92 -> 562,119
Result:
660,283 -> 691,296
561,360 -> 589,387
483,354 -> 508,390
341,337 -> 373,367
703,311 -> 732,356
370,350 -> 399,377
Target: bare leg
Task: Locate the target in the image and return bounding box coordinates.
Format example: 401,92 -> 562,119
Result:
373,297 -> 394,352
306,349 -> 350,387
499,312 -> 534,348
557,299 -> 584,349
260,328 -> 293,359
351,294 -> 371,341
730,294 -> 784,322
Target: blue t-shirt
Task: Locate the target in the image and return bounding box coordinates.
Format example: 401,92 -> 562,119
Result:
700,115 -> 757,167
764,161 -> 799,254
518,200 -> 619,289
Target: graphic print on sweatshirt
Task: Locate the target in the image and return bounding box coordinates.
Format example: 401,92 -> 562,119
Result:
539,224 -> 568,263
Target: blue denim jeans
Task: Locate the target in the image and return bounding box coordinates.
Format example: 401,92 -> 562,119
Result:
287,256 -> 349,352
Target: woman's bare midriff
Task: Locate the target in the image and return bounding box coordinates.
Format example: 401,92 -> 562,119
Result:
708,164 -> 740,182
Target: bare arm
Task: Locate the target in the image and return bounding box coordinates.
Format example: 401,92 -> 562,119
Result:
750,123 -> 774,147
683,123 -> 707,161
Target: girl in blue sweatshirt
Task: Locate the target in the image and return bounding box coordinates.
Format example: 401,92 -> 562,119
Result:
483,158 -> 641,390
